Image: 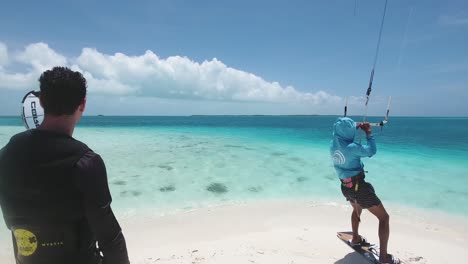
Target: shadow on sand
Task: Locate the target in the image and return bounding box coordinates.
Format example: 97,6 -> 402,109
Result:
334,252 -> 368,264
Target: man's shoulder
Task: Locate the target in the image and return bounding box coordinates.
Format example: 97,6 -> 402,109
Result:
0,130 -> 32,156
70,137 -> 92,152
8,130 -> 33,142
75,150 -> 105,171
6,130 -> 90,149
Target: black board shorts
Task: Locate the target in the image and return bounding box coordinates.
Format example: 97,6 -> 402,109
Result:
341,180 -> 381,209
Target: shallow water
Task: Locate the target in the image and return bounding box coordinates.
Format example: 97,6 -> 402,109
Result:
1,116 -> 467,217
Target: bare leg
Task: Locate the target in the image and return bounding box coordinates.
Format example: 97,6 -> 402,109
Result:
350,201 -> 363,243
367,203 -> 391,262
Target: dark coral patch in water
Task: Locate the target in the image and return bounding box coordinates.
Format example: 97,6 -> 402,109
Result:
206,183 -> 228,194
160,185 -> 176,192
131,191 -> 142,197
271,152 -> 287,156
158,164 -> 174,171
289,157 -> 305,164
289,157 -> 307,167
296,177 -> 308,182
285,167 -> 299,173
248,186 -> 263,193
112,180 -> 127,186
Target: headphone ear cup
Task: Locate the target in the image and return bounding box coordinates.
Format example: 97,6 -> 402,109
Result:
21,91 -> 44,130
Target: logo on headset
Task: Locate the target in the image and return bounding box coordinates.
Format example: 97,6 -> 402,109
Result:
31,101 -> 40,128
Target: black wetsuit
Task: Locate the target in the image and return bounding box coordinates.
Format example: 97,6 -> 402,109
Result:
0,129 -> 130,264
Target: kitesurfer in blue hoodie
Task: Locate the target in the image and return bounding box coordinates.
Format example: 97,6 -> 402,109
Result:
331,117 -> 397,264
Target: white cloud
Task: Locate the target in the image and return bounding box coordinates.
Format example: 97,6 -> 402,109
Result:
0,71 -> 37,90
17,42 -> 68,72
81,70 -> 136,95
0,42 -> 68,90
0,42 -> 341,106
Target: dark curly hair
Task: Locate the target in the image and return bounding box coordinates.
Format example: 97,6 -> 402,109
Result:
39,66 -> 87,115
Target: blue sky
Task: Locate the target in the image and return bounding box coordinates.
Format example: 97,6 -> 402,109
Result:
1,0 -> 467,116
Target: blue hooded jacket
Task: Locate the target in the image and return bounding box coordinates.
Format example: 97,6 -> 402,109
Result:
330,117 -> 377,180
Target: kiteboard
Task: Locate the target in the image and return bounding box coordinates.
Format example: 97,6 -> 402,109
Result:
337,231 -> 382,264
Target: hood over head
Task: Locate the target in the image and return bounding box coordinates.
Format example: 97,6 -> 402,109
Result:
333,117 -> 357,141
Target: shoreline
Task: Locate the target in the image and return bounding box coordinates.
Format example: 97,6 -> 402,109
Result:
114,196 -> 468,222
1,199 -> 467,264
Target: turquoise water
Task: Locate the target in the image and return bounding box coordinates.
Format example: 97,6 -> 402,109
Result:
0,116 -> 467,217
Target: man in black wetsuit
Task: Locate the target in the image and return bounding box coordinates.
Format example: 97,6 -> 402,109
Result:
0,67 -> 130,264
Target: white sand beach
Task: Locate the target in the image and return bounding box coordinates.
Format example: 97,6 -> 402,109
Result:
1,200 -> 466,264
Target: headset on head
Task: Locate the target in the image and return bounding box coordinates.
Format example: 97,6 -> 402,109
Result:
21,91 -> 44,130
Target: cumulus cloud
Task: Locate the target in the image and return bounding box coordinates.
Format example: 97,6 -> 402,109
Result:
0,42 -> 341,105
0,42 -> 68,90
0,71 -> 38,90
17,42 -> 67,71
